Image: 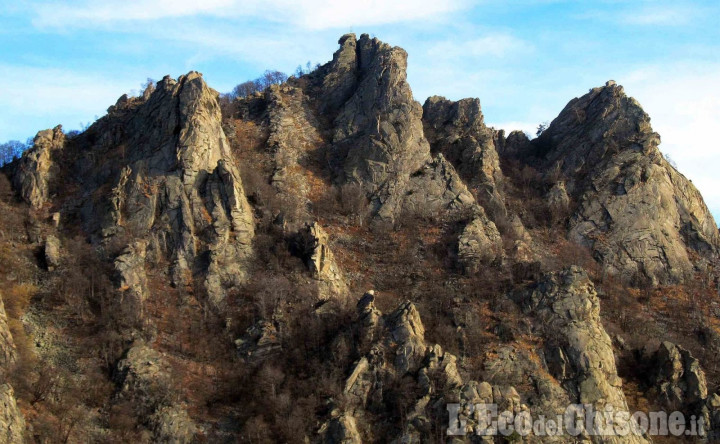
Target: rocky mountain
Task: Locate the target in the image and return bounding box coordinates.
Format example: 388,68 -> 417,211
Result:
0,33 -> 719,443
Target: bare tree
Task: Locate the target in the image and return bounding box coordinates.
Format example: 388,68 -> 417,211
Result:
0,140 -> 28,166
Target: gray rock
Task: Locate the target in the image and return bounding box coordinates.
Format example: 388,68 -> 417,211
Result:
114,343 -> 197,441
401,154 -> 477,217
457,214 -> 503,272
534,82 -> 720,285
650,341 -> 708,409
322,34 -> 431,223
546,181 -> 570,214
11,125 -> 65,208
72,72 -> 254,309
422,96 -> 507,218
294,222 -> 348,302
0,294 -> 17,370
44,234 -> 61,271
113,241 -> 149,324
150,404 -> 198,444
327,292 -> 525,443
523,266 -> 648,443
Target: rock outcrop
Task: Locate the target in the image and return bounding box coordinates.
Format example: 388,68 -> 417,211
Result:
457,214 -> 503,272
323,292 -> 524,443
11,125 -> 65,208
401,154 -> 476,217
650,341 -> 707,409
293,222 -> 348,302
113,241 -> 149,326
114,343 -> 197,442
319,34 -> 432,223
236,319 -> 281,361
422,96 -> 507,218
522,267 -> 649,443
264,84 -> 326,227
65,72 -> 255,308
532,82 -> 720,285
646,341 -> 720,437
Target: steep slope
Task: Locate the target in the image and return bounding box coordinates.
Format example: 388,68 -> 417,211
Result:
422,96 -> 508,219
526,81 -> 720,285
319,34 -> 432,223
2,33 -> 720,443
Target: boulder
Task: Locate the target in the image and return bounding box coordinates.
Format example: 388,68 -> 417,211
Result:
113,241 -> 149,325
457,214 -> 503,272
44,235 -> 61,271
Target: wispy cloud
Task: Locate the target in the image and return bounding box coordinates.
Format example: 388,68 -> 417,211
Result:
427,33 -> 532,59
618,4 -> 700,26
30,0 -> 471,30
579,2 -> 707,27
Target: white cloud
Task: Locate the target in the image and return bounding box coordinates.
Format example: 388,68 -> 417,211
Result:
618,4 -> 700,26
30,0 -> 470,30
32,0 -> 234,26
619,62 -> 720,223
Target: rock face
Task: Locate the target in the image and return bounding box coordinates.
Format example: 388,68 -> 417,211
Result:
0,384 -> 25,444
323,292 -> 524,443
422,96 -> 507,218
293,222 -> 348,302
0,294 -> 16,369
12,125 -> 65,208
319,33 -> 432,223
457,214 -> 503,272
264,83 -> 325,226
401,154 -> 476,217
532,82 -> 720,285
522,267 -> 648,444
647,341 -> 720,437
72,72 -> 254,308
650,341 -> 707,409
113,241 -> 149,326
114,343 -> 196,442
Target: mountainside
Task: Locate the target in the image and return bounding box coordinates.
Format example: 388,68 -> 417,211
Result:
0,34 -> 719,443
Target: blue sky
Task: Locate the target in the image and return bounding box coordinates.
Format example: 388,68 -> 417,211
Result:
1,0 -> 719,222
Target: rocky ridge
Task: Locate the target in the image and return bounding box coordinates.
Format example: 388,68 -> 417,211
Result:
1,33 -> 719,443
529,81 -> 720,285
